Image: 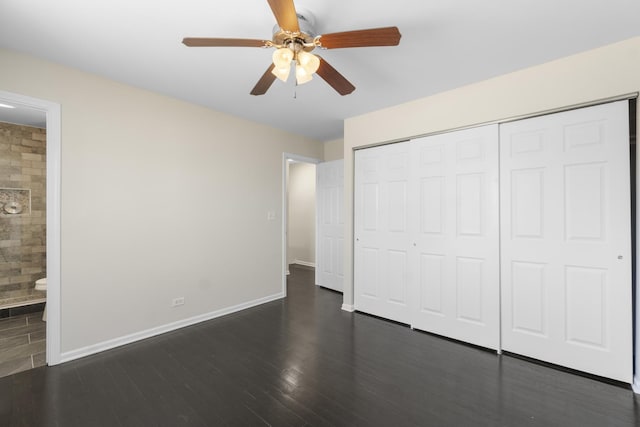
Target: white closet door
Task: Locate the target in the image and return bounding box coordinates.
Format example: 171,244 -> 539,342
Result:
500,101 -> 632,382
410,125 -> 500,349
316,159 -> 344,292
355,142 -> 412,323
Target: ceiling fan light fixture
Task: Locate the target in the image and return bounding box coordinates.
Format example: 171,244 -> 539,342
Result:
271,47 -> 294,82
297,50 -> 320,75
272,47 -> 294,68
295,63 -> 313,85
271,63 -> 291,82
183,1 -> 401,96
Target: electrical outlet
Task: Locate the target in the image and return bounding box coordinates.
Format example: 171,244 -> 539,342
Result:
172,297 -> 185,307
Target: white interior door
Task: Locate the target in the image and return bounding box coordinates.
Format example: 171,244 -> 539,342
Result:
316,159 -> 344,292
410,125 -> 500,349
355,142 -> 412,323
500,101 -> 632,382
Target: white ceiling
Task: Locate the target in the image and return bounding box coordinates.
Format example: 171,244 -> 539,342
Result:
1,0 -> 639,141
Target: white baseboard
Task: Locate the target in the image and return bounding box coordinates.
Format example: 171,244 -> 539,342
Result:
633,376 -> 640,394
341,304 -> 355,312
293,260 -> 316,268
60,292 -> 285,364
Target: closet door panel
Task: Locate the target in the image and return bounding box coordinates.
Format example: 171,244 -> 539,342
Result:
500,101 -> 632,383
355,142 -> 412,323
411,125 -> 500,350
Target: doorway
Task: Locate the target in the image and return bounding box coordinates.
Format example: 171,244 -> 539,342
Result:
0,90 -> 61,367
282,153 -> 319,296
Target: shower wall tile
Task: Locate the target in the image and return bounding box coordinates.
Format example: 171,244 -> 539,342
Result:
0,123 -> 46,305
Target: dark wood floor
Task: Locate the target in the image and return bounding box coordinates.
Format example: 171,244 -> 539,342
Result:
0,265 -> 638,426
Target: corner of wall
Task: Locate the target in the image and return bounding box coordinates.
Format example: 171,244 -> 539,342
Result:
323,138 -> 344,161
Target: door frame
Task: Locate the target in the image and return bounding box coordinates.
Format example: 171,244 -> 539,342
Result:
281,152 -> 320,297
0,90 -> 62,365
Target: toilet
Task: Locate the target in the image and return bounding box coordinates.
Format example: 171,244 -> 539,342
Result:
35,277 -> 47,321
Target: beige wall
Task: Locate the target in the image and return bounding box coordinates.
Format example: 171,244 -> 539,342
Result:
343,36 -> 640,310
287,162 -> 316,266
323,138 -> 344,161
0,48 -> 322,353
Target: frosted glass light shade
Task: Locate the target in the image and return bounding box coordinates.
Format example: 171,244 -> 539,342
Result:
271,63 -> 291,82
297,51 -> 320,74
272,48 -> 293,68
295,64 -> 313,85
271,47 -> 294,82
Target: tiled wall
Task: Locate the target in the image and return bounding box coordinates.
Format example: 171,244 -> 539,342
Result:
0,122 -> 46,306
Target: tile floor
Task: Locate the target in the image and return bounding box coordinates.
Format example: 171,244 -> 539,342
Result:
0,310 -> 46,378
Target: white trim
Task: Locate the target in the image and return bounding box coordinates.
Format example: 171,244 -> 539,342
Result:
636,104 -> 640,393
293,260 -> 316,268
0,90 -> 62,366
341,304 -> 355,312
60,292 -> 284,363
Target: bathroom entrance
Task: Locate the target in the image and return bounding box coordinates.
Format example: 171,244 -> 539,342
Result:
0,102 -> 47,377
0,90 -> 61,375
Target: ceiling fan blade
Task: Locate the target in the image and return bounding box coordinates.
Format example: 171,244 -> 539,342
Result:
250,64 -> 277,96
318,26 -> 401,49
267,0 -> 300,33
316,57 -> 355,96
182,38 -> 268,47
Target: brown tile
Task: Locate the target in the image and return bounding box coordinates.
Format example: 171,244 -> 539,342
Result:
0,334 -> 29,351
29,329 -> 45,343
26,311 -> 45,321
0,316 -> 27,332
26,314 -> 45,326
0,340 -> 46,364
0,356 -> 32,378
0,321 -> 45,341
32,352 -> 46,368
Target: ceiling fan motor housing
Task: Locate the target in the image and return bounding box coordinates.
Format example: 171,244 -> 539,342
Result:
272,10 -> 317,52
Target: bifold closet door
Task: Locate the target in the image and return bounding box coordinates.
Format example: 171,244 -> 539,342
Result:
316,159 -> 344,292
354,142 -> 412,324
410,125 -> 500,350
500,101 -> 632,382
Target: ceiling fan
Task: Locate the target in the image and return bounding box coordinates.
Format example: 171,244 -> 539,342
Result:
182,0 -> 401,96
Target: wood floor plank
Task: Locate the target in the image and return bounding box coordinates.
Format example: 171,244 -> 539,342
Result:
0,265 -> 639,426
